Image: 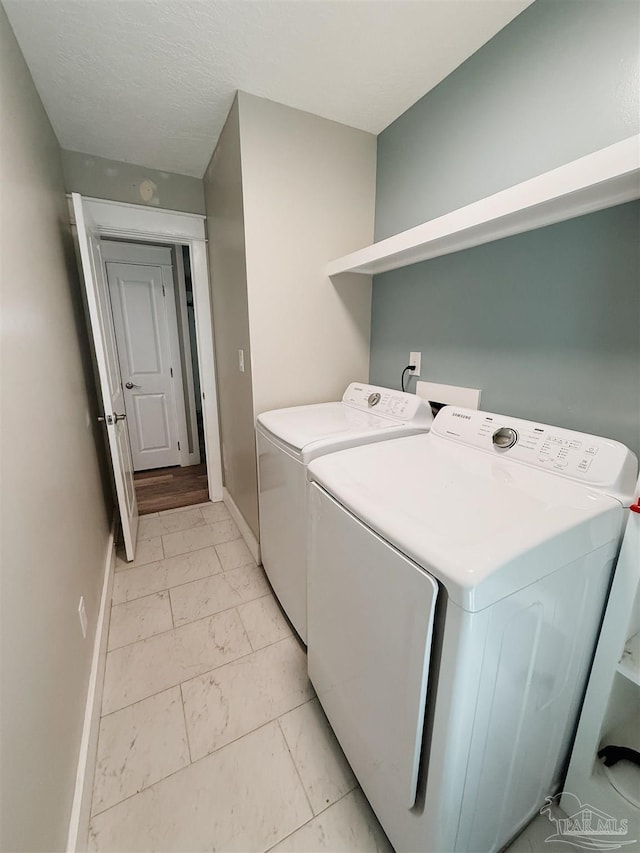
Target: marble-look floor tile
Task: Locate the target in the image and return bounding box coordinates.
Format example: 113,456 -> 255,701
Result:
238,594 -> 292,650
92,687 -> 189,816
138,508 -> 205,540
503,829 -> 533,852
162,520 -> 240,558
115,537 -> 164,571
88,721 -> 313,853
512,811 -> 582,853
215,537 -> 256,572
159,501 -> 212,516
270,789 -> 392,852
502,803 -> 590,853
111,547 -> 223,605
170,564 -> 269,627
182,635 -> 314,760
279,698 -> 356,814
200,501 -> 231,524
102,608 -> 251,714
108,591 -> 173,650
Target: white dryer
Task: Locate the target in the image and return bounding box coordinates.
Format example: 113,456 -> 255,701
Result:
256,383 -> 433,642
307,406 -> 637,853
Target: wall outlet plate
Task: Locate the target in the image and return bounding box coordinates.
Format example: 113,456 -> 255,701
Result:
409,352 -> 421,376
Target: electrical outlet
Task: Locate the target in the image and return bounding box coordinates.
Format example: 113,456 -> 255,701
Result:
78,597 -> 88,639
409,352 -> 422,376
238,348 -> 245,373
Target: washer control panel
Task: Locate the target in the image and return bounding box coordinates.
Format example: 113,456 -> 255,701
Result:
432,406 -> 636,498
342,383 -> 432,426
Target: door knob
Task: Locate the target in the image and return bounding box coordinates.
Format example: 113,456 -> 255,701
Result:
103,413 -> 127,425
125,381 -> 141,389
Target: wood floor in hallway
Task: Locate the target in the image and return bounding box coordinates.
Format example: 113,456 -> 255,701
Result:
134,463 -> 209,514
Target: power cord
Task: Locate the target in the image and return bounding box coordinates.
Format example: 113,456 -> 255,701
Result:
401,363 -> 416,393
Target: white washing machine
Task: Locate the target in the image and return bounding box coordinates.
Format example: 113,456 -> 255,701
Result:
256,383 -> 433,642
307,406 -> 637,853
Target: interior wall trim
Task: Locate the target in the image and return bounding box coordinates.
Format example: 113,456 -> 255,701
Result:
66,516 -> 116,852
223,487 -> 260,564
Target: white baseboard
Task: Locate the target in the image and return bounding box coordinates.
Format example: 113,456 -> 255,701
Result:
66,517 -> 116,852
223,487 -> 261,564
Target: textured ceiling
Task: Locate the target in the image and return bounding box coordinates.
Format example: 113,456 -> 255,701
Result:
4,0 -> 532,178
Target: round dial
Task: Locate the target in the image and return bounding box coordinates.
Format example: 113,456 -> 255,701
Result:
367,392 -> 381,407
492,427 -> 518,449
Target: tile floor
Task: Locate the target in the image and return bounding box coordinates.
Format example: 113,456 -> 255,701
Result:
88,501 -> 392,852
88,500 -> 570,853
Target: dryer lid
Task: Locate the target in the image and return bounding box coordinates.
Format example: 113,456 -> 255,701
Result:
307,408 -> 637,612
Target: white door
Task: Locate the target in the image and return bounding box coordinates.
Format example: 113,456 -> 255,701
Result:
106,262 -> 182,471
71,194 -> 139,560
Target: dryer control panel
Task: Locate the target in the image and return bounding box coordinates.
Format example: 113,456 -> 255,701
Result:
342,383 -> 433,427
432,406 -> 637,503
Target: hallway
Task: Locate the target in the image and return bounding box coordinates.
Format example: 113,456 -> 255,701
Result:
88,501 -> 392,852
134,464 -> 209,515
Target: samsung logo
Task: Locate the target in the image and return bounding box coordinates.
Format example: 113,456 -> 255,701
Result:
452,412 -> 471,420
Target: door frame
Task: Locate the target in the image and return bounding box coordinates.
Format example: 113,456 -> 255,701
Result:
68,196 -> 223,502
172,245 -> 202,467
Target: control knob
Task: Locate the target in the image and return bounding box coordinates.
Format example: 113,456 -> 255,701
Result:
492,427 -> 518,449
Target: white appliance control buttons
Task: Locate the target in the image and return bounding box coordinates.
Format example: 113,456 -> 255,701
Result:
492,427 -> 518,449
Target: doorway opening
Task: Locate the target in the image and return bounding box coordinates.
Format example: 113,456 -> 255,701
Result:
72,193 -> 223,560
101,239 -> 208,515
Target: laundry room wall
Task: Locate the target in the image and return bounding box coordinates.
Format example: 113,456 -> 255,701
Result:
61,149 -> 205,214
374,0 -> 639,241
204,98 -> 259,537
238,91 -> 376,416
369,0 -> 640,456
0,6 -> 111,851
205,93 -> 376,540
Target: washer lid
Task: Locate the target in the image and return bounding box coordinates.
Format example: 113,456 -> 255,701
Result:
307,430 -> 633,612
257,402 -> 414,456
256,384 -> 433,456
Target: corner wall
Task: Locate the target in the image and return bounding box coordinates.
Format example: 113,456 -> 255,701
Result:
0,7 -> 111,850
369,0 -> 640,456
375,0 -> 640,239
204,99 -> 259,535
204,93 -> 377,539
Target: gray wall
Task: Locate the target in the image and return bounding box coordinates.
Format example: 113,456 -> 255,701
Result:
375,0 -> 640,240
370,0 -> 640,457
62,149 -> 205,214
370,203 -> 640,456
204,98 -> 259,536
0,6 -> 111,850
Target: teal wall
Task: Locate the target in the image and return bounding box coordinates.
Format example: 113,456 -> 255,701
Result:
370,0 -> 640,456
375,0 -> 639,240
370,203 -> 640,455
